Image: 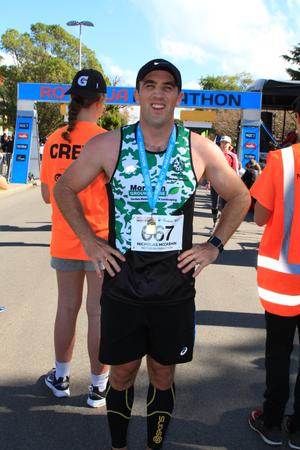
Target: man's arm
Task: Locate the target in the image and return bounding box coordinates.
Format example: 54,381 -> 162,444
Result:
232,153 -> 239,174
54,130 -> 125,278
254,201 -> 272,226
178,134 -> 251,277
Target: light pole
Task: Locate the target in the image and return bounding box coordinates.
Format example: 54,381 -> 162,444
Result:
66,20 -> 94,70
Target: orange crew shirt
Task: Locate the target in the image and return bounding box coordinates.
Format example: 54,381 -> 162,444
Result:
40,121 -> 108,260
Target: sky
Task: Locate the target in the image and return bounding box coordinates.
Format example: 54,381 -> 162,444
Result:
0,0 -> 300,90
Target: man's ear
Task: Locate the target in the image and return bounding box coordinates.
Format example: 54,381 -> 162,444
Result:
134,89 -> 140,104
176,91 -> 183,106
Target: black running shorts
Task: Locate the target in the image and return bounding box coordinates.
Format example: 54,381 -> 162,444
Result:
99,295 -> 195,366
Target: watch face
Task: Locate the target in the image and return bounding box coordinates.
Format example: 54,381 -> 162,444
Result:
209,236 -> 222,247
208,236 -> 224,253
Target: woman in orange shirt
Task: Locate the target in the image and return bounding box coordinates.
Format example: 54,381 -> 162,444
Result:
40,69 -> 109,407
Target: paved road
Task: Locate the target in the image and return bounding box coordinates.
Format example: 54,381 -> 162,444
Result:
0,186 -> 296,449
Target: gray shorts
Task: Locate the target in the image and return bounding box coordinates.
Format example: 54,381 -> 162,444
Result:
51,257 -> 101,272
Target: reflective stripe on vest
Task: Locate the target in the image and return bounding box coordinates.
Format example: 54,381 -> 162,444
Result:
258,146 -> 300,308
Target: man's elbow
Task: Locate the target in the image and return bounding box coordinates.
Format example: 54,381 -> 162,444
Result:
54,178 -> 75,207
239,185 -> 251,209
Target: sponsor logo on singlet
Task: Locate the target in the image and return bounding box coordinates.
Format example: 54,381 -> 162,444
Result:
129,184 -> 167,198
172,156 -> 185,173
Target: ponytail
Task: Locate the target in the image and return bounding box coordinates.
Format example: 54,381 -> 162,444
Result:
61,94 -> 104,142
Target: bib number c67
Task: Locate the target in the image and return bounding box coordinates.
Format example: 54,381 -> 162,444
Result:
131,214 -> 184,252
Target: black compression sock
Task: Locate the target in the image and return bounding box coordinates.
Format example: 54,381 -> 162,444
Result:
106,382 -> 134,448
147,383 -> 176,449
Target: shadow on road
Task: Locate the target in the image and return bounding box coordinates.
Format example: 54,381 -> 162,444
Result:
0,242 -> 50,247
196,310 -> 265,329
0,224 -> 51,232
0,377 -> 110,450
1,354 -> 297,450
216,248 -> 258,268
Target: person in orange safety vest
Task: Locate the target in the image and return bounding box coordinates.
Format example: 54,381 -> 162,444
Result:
248,96 -> 300,449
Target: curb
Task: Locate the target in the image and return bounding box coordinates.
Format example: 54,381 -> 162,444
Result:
0,182 -> 38,198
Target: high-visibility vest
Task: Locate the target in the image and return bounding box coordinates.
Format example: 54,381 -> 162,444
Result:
257,145 -> 300,317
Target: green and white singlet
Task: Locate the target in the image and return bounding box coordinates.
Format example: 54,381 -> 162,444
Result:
103,122 -> 198,305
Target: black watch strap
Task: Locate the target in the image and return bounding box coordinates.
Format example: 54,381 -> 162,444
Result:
207,235 -> 224,253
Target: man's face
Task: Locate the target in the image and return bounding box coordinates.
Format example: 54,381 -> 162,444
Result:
134,70 -> 182,128
220,140 -> 231,153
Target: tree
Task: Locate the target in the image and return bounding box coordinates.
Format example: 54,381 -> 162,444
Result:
282,42 -> 300,80
199,73 -> 254,91
0,23 -> 127,136
197,73 -> 254,146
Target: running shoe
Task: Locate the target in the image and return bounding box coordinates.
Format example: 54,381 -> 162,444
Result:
285,415 -> 300,449
248,410 -> 282,446
45,368 -> 70,398
87,384 -> 106,408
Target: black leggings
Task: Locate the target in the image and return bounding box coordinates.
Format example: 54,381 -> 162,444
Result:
263,311 -> 300,428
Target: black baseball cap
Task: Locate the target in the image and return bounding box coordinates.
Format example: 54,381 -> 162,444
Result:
65,69 -> 107,98
136,58 -> 182,91
292,96 -> 300,114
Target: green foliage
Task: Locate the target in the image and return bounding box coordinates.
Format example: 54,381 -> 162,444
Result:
0,23 -> 125,134
100,105 -> 129,131
282,42 -> 300,80
199,73 -> 254,91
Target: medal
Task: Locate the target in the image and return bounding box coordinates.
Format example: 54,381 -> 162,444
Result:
146,216 -> 156,235
136,123 -> 176,222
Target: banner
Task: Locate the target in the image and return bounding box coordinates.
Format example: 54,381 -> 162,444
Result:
18,83 -> 261,109
10,114 -> 33,183
240,126 -> 260,167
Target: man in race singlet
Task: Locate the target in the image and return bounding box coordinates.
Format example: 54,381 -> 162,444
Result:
54,59 -> 250,449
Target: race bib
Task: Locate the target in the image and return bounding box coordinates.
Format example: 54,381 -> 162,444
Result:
131,214 -> 184,252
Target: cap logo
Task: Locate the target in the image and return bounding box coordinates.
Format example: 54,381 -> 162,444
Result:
153,61 -> 159,65
78,75 -> 88,87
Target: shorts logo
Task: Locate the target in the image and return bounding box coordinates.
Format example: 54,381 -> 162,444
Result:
180,346 -> 188,356
78,75 -> 88,86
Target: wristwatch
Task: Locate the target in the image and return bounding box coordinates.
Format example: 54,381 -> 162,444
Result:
207,235 -> 224,253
